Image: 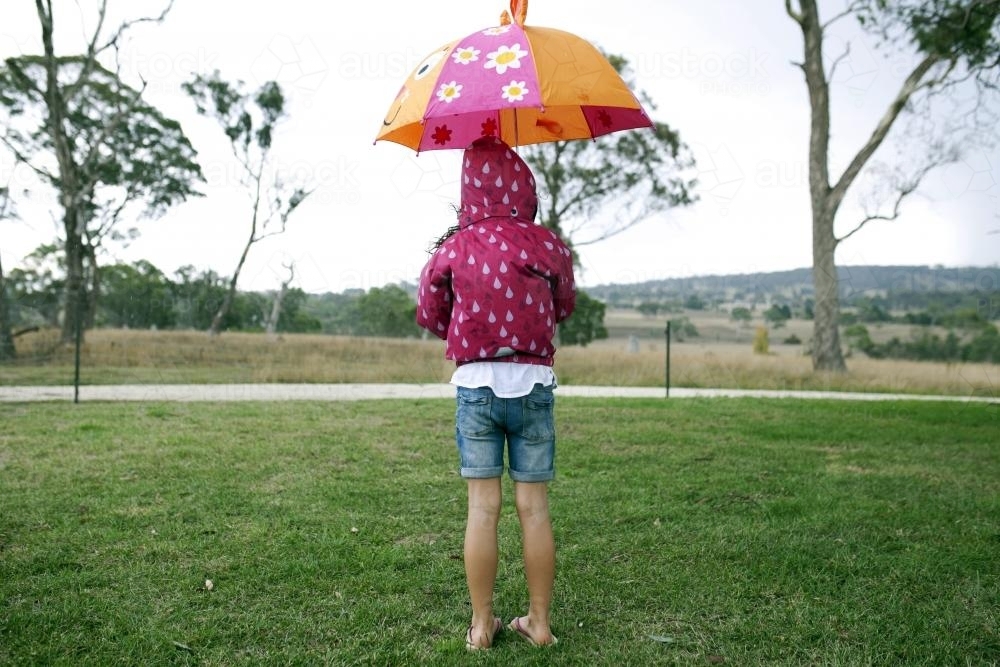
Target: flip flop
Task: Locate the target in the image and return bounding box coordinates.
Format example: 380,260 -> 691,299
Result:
507,616 -> 558,647
465,616 -> 502,651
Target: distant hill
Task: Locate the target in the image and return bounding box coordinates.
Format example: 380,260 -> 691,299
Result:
583,265 -> 997,308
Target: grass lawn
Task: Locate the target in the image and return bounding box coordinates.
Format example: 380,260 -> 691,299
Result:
1,398 -> 997,665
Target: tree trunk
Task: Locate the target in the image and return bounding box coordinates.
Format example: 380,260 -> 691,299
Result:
84,242 -> 100,329
811,205 -> 846,371
60,209 -> 87,344
0,253 -> 16,361
208,234 -> 254,337
36,1 -> 87,345
796,0 -> 847,372
265,286 -> 286,339
266,264 -> 294,339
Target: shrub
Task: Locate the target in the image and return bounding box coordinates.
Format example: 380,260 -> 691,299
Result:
752,326 -> 769,355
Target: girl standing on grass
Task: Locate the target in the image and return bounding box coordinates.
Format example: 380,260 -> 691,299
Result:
416,136 -> 576,650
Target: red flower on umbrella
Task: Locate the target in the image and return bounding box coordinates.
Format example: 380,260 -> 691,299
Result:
597,110 -> 613,129
432,125 -> 453,145
480,117 -> 498,137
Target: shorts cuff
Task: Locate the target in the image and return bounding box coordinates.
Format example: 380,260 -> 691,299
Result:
509,469 -> 554,483
460,465 -> 504,479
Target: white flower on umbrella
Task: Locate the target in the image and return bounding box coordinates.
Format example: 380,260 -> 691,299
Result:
485,44 -> 528,75
501,80 -> 529,103
482,26 -> 512,36
437,81 -> 462,103
452,46 -> 481,65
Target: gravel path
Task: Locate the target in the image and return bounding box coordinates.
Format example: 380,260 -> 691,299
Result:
0,383 -> 996,403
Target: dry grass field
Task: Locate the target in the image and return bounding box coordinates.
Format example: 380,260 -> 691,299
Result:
2,309 -> 995,397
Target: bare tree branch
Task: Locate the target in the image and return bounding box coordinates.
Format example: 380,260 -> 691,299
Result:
821,1 -> 866,30
829,53 -> 941,211
837,163 -> 935,244
785,0 -> 804,24
827,42 -> 851,83
66,0 -> 174,101
0,135 -> 54,182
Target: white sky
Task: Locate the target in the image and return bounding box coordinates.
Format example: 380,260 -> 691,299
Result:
1,0 -> 998,294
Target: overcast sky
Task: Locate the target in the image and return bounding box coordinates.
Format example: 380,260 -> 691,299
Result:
2,0 -> 997,294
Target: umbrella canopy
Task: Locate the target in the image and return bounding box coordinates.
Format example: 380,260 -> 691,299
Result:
375,0 -> 654,152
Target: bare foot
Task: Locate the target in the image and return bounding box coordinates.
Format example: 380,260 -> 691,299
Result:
465,616 -> 501,651
508,616 -> 558,646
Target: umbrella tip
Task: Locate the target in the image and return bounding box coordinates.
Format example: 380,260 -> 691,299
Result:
500,0 -> 527,26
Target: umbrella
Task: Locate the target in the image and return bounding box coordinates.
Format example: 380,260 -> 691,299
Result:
374,0 -> 654,152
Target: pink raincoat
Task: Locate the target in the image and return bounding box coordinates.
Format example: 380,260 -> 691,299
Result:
416,137 -> 576,366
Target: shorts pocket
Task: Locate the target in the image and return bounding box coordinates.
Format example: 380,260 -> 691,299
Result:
522,385 -> 554,443
456,388 -> 494,437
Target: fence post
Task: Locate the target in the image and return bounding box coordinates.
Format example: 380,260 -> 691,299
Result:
73,288 -> 83,404
665,320 -> 671,398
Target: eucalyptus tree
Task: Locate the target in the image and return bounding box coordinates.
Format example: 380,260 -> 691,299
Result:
183,72 -> 314,337
0,1 -> 204,343
786,0 -> 1000,371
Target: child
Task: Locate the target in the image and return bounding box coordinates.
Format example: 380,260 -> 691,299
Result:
416,136 -> 576,650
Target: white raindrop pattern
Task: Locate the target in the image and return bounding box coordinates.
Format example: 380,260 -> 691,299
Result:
415,138 -> 577,365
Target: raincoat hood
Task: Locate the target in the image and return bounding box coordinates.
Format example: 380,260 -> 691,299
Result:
458,137 -> 538,229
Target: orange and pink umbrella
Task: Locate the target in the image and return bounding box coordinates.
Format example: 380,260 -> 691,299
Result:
375,0 -> 654,152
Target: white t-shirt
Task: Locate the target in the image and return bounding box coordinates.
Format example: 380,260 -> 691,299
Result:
451,362 -> 556,398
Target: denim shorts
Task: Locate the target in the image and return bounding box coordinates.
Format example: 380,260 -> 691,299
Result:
455,383 -> 555,482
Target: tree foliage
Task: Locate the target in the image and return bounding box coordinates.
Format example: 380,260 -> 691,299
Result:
4,244 -> 64,328
182,71 -> 313,336
353,285 -> 421,338
558,291 -> 608,347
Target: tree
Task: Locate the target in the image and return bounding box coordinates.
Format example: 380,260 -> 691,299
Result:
763,303 -> 792,327
0,1 -> 204,344
0,186 -> 16,360
521,54 -> 696,255
183,72 -> 314,337
171,265 -> 234,331
683,294 -> 706,311
265,262 -> 295,338
354,285 -> 420,338
98,260 -> 175,329
558,291 -> 608,347
731,306 -> 753,324
271,287 -> 320,334
785,0 -> 1000,371
5,244 -> 64,328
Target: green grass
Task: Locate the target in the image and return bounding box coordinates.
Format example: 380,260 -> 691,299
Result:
1,398 -> 997,665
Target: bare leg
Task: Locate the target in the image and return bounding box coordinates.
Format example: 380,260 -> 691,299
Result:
511,481 -> 557,645
464,477 -> 502,648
